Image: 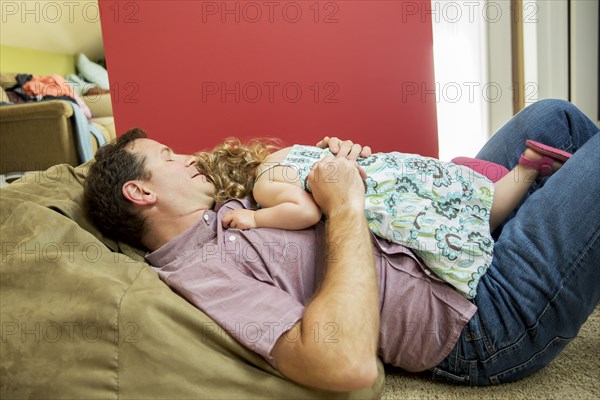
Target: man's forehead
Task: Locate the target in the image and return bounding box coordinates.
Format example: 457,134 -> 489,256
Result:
129,138 -> 164,153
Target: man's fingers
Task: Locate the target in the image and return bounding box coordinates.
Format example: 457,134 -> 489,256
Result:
335,140 -> 353,158
316,136 -> 340,153
315,136 -> 330,148
316,136 -> 371,159
357,165 -> 368,181
344,143 -> 363,161
316,136 -> 328,147
328,137 -> 341,153
360,146 -> 372,158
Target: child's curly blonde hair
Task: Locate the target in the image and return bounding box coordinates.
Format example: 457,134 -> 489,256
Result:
194,137 -> 281,203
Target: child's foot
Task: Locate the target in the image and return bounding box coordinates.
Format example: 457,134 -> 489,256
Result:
520,148 -> 563,175
519,140 -> 573,177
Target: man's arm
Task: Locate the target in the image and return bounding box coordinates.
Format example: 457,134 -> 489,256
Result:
271,156 -> 380,392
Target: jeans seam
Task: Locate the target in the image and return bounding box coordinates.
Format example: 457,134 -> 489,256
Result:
490,337 -> 571,384
570,224 -> 600,282
563,107 -> 575,152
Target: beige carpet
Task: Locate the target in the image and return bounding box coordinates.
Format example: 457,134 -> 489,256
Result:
382,306 -> 599,400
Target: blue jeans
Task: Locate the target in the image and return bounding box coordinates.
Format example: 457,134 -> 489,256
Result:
433,99 -> 600,385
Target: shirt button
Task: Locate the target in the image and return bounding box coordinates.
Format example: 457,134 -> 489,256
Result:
228,235 -> 236,242
425,269 -> 432,275
203,213 -> 209,221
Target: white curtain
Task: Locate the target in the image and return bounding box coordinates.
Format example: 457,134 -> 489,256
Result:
431,0 -> 490,160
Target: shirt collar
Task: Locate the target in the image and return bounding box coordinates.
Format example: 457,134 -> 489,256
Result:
145,209 -> 217,267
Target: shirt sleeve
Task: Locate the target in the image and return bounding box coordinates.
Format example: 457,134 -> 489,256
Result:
155,252 -> 305,367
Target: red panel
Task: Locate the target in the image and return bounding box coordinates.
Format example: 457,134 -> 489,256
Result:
99,0 -> 438,157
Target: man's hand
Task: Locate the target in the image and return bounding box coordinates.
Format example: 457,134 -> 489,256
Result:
307,155 -> 366,217
222,209 -> 257,229
316,136 -> 372,161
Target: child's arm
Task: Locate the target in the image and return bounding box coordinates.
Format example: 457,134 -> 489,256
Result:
222,178 -> 322,230
255,179 -> 322,229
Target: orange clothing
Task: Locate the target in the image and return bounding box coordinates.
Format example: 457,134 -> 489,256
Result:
23,75 -> 75,98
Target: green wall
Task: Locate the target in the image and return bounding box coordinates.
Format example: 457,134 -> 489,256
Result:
0,45 -> 75,76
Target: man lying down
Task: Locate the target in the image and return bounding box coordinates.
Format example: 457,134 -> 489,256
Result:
83,100 -> 600,390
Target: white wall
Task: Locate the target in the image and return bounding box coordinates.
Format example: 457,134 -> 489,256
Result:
533,0 -> 569,101
522,0 -> 598,126
570,0 -> 599,125
0,0 -> 104,59
432,0 -> 491,160
486,0 -> 514,136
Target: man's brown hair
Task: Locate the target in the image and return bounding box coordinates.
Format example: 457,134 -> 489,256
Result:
83,128 -> 150,249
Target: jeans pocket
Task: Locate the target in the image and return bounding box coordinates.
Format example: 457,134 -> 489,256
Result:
465,310 -> 498,360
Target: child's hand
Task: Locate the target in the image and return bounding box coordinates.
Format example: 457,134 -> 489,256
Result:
222,209 -> 257,230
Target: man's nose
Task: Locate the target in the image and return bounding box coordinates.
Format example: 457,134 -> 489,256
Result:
184,155 -> 197,167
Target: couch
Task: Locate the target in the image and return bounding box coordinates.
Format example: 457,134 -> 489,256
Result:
0,72 -> 115,178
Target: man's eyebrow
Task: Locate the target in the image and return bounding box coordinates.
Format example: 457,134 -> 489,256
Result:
160,147 -> 174,157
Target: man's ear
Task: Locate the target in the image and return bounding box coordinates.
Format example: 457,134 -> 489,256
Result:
122,181 -> 157,206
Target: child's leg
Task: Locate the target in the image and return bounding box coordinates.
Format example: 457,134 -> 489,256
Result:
489,149 -> 562,231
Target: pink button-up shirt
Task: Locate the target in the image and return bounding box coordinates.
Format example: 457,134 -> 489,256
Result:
147,198 -> 476,371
